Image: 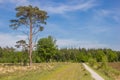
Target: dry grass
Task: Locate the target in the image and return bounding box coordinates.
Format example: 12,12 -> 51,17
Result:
108,62 -> 120,80
0,63 -> 54,74
0,63 -> 57,80
0,62 -> 93,80
108,62 -> 120,71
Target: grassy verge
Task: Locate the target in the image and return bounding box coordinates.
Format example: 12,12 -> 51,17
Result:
86,63 -> 112,80
0,62 -> 93,80
87,62 -> 120,80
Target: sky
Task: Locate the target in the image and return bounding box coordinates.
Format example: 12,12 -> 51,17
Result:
0,0 -> 120,50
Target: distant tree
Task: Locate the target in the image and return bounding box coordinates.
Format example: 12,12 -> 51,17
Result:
0,47 -> 3,62
100,55 -> 108,69
116,51 -> 120,61
15,40 -> 28,51
95,49 -> 105,62
105,49 -> 118,62
15,40 -> 28,65
10,5 -> 48,66
0,47 -> 3,58
36,36 -> 58,62
0,47 -> 15,63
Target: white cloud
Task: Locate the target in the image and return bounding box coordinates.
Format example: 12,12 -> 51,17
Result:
0,33 -> 27,48
0,33 -> 119,50
2,0 -> 30,5
11,0 -> 30,6
0,32 -> 108,49
94,9 -> 120,23
0,0 -> 97,14
42,0 -> 97,14
56,39 -> 109,49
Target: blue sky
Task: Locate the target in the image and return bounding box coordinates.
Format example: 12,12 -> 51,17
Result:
0,0 -> 120,50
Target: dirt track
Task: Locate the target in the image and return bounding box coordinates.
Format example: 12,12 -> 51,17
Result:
82,63 -> 104,80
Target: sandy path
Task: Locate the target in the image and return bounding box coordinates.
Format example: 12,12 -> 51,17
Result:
82,63 -> 104,80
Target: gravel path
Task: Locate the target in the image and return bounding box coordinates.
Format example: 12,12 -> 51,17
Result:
82,63 -> 104,80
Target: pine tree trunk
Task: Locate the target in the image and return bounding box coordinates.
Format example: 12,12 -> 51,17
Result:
29,17 -> 33,66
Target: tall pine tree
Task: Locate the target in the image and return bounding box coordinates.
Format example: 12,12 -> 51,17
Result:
10,5 -> 48,66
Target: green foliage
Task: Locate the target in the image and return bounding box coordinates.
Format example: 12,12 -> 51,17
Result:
95,49 -> 106,62
36,36 -> 58,62
0,47 -> 28,65
104,49 -> 118,62
88,58 -> 97,67
117,51 -> 120,61
100,56 -> 108,69
0,38 -> 120,64
15,40 -> 28,65
10,5 -> 48,30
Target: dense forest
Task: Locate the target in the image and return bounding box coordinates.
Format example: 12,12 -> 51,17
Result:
0,36 -> 119,65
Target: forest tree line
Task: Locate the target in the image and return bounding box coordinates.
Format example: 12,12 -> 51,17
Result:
0,36 -> 120,65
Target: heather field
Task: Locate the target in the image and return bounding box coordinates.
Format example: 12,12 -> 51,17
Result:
0,63 -> 93,80
108,62 -> 120,71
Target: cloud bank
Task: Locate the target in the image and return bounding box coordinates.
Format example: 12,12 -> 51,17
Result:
0,0 -> 97,14
56,39 -> 109,49
0,33 -> 27,48
42,0 -> 97,14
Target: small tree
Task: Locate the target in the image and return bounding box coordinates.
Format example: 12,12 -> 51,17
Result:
15,40 -> 28,51
10,5 -> 48,66
15,40 -> 28,65
36,36 -> 58,62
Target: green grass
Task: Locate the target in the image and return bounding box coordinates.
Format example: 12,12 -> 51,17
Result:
90,67 -> 113,80
87,62 -> 120,80
87,63 -> 113,80
0,63 -> 93,80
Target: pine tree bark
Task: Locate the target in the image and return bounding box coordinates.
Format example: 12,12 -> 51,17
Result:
29,17 -> 33,66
